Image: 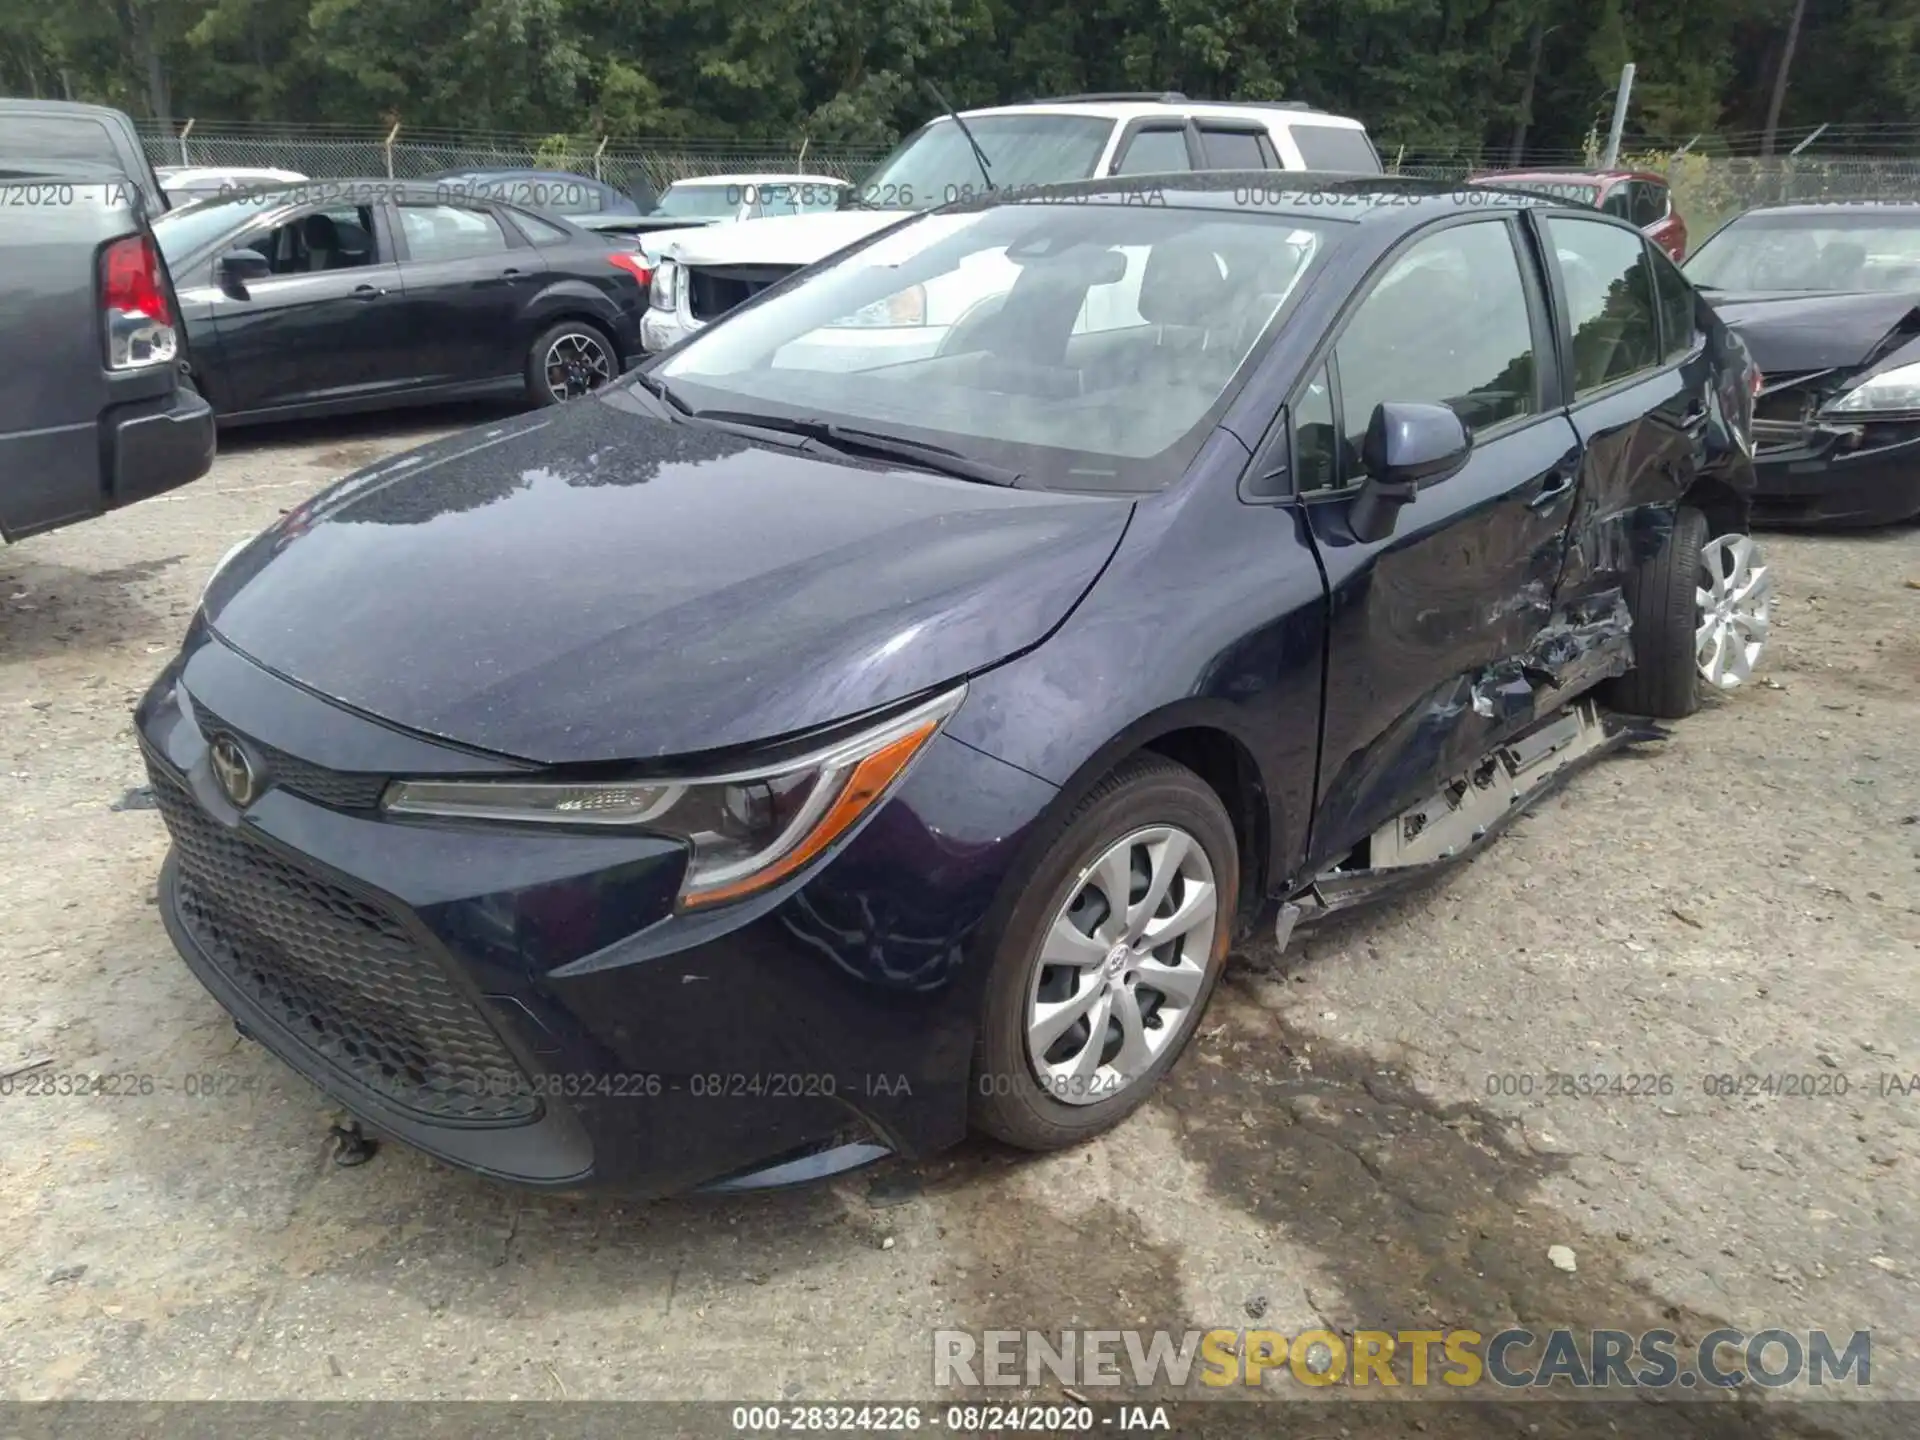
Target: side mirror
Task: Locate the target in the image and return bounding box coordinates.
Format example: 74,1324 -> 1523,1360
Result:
630,173 -> 661,214
218,247 -> 272,288
1347,401 -> 1472,543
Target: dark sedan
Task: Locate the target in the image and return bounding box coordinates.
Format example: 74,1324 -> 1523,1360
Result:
136,176 -> 1763,1196
1686,202 -> 1920,526
151,181 -> 650,423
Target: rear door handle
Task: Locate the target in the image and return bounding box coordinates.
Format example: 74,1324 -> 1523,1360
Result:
1529,465 -> 1578,510
352,283 -> 388,299
502,267 -> 522,278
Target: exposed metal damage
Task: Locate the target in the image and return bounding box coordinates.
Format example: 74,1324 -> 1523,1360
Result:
1291,696 -> 1660,926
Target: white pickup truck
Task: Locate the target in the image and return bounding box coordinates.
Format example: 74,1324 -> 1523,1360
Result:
640,92 -> 1379,355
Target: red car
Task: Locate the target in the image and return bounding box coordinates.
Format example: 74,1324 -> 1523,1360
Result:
1469,170 -> 1688,260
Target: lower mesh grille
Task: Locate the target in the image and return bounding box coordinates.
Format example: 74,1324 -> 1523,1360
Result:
147,755 -> 537,1124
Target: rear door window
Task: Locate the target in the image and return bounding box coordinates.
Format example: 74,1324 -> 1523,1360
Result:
399,204 -> 511,262
1545,217 -> 1662,395
1647,241 -> 1697,359
1195,125 -> 1277,170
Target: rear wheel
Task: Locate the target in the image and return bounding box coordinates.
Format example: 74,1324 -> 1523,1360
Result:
1603,507 -> 1773,718
1604,506 -> 1705,719
970,755 -> 1238,1151
527,320 -> 616,406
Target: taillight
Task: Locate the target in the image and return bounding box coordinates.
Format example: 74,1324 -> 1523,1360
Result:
1751,367 -> 1765,397
607,253 -> 653,289
99,234 -> 178,370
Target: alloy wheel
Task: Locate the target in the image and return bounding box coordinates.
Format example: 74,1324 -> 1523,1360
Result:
1024,825 -> 1218,1106
544,332 -> 613,402
1696,532 -> 1773,689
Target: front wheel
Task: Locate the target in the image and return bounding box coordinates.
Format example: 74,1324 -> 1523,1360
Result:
527,320 -> 617,406
970,755 -> 1238,1151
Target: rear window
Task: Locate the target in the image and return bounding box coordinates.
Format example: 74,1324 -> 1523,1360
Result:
4,113 -> 119,164
1289,124 -> 1380,173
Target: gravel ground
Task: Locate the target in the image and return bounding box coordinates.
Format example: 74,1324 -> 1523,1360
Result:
1,404 -> 1916,1435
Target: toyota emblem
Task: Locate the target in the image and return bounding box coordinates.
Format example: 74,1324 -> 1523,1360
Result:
209,734 -> 258,807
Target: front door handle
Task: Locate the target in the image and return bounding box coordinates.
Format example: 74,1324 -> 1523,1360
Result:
352,283 -> 389,299
502,267 -> 522,278
1529,466 -> 1578,510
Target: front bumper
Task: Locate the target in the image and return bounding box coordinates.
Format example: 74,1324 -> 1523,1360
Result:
135,628 -> 1059,1194
640,307 -> 699,355
1752,426 -> 1920,528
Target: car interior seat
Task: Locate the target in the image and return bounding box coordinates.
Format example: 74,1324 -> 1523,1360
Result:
300,212 -> 340,272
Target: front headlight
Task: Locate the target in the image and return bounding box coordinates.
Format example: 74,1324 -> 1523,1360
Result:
649,259 -> 679,312
1824,359 -> 1920,414
382,684 -> 965,908
825,283 -> 928,329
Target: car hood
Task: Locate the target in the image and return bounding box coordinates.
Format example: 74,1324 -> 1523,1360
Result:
203,393 -> 1131,765
1706,289 -> 1920,371
657,209 -> 911,268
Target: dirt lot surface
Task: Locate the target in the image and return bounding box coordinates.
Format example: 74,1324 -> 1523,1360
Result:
2,404 -> 1916,1435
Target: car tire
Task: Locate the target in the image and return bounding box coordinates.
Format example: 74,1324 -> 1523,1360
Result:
1604,504 -> 1708,720
970,754 -> 1238,1151
527,319 -> 617,407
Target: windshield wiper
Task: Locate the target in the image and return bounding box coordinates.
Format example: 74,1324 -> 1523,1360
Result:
630,369 -> 692,419
923,79 -> 994,192
690,408 -> 1021,486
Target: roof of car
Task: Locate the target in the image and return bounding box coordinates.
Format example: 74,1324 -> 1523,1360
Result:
158,166 -> 306,183
167,179 -> 584,208
1733,201 -> 1920,217
952,98 -> 1369,129
1480,168 -> 1664,185
430,168 -> 613,184
666,173 -> 850,188
952,170 -> 1581,230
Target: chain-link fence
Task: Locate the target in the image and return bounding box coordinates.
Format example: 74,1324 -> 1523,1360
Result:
136,121 -> 892,194
137,120 -> 1920,231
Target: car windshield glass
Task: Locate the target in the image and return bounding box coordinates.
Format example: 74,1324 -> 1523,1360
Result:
1684,211 -> 1920,292
653,202 -> 1333,492
852,115 -> 1114,210
153,194 -> 263,264
654,184 -> 743,218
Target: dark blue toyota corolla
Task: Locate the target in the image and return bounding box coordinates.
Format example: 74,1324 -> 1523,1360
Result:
137,176 -> 1766,1195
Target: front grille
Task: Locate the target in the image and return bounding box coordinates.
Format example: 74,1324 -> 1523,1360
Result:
687,264 -> 793,322
190,703 -> 388,810
147,756 -> 537,1124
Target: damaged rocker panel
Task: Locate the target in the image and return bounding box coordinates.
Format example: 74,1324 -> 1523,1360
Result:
1289,697 -> 1658,928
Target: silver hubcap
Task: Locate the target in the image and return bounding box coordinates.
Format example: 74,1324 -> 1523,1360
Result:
1024,826 -> 1219,1106
1696,533 -> 1773,689
544,332 -> 612,401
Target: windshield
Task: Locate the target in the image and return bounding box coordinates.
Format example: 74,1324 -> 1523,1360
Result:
153,194 -> 262,265
1684,211 -> 1920,293
851,114 -> 1114,211
654,184 -> 744,219
653,202 -> 1332,492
